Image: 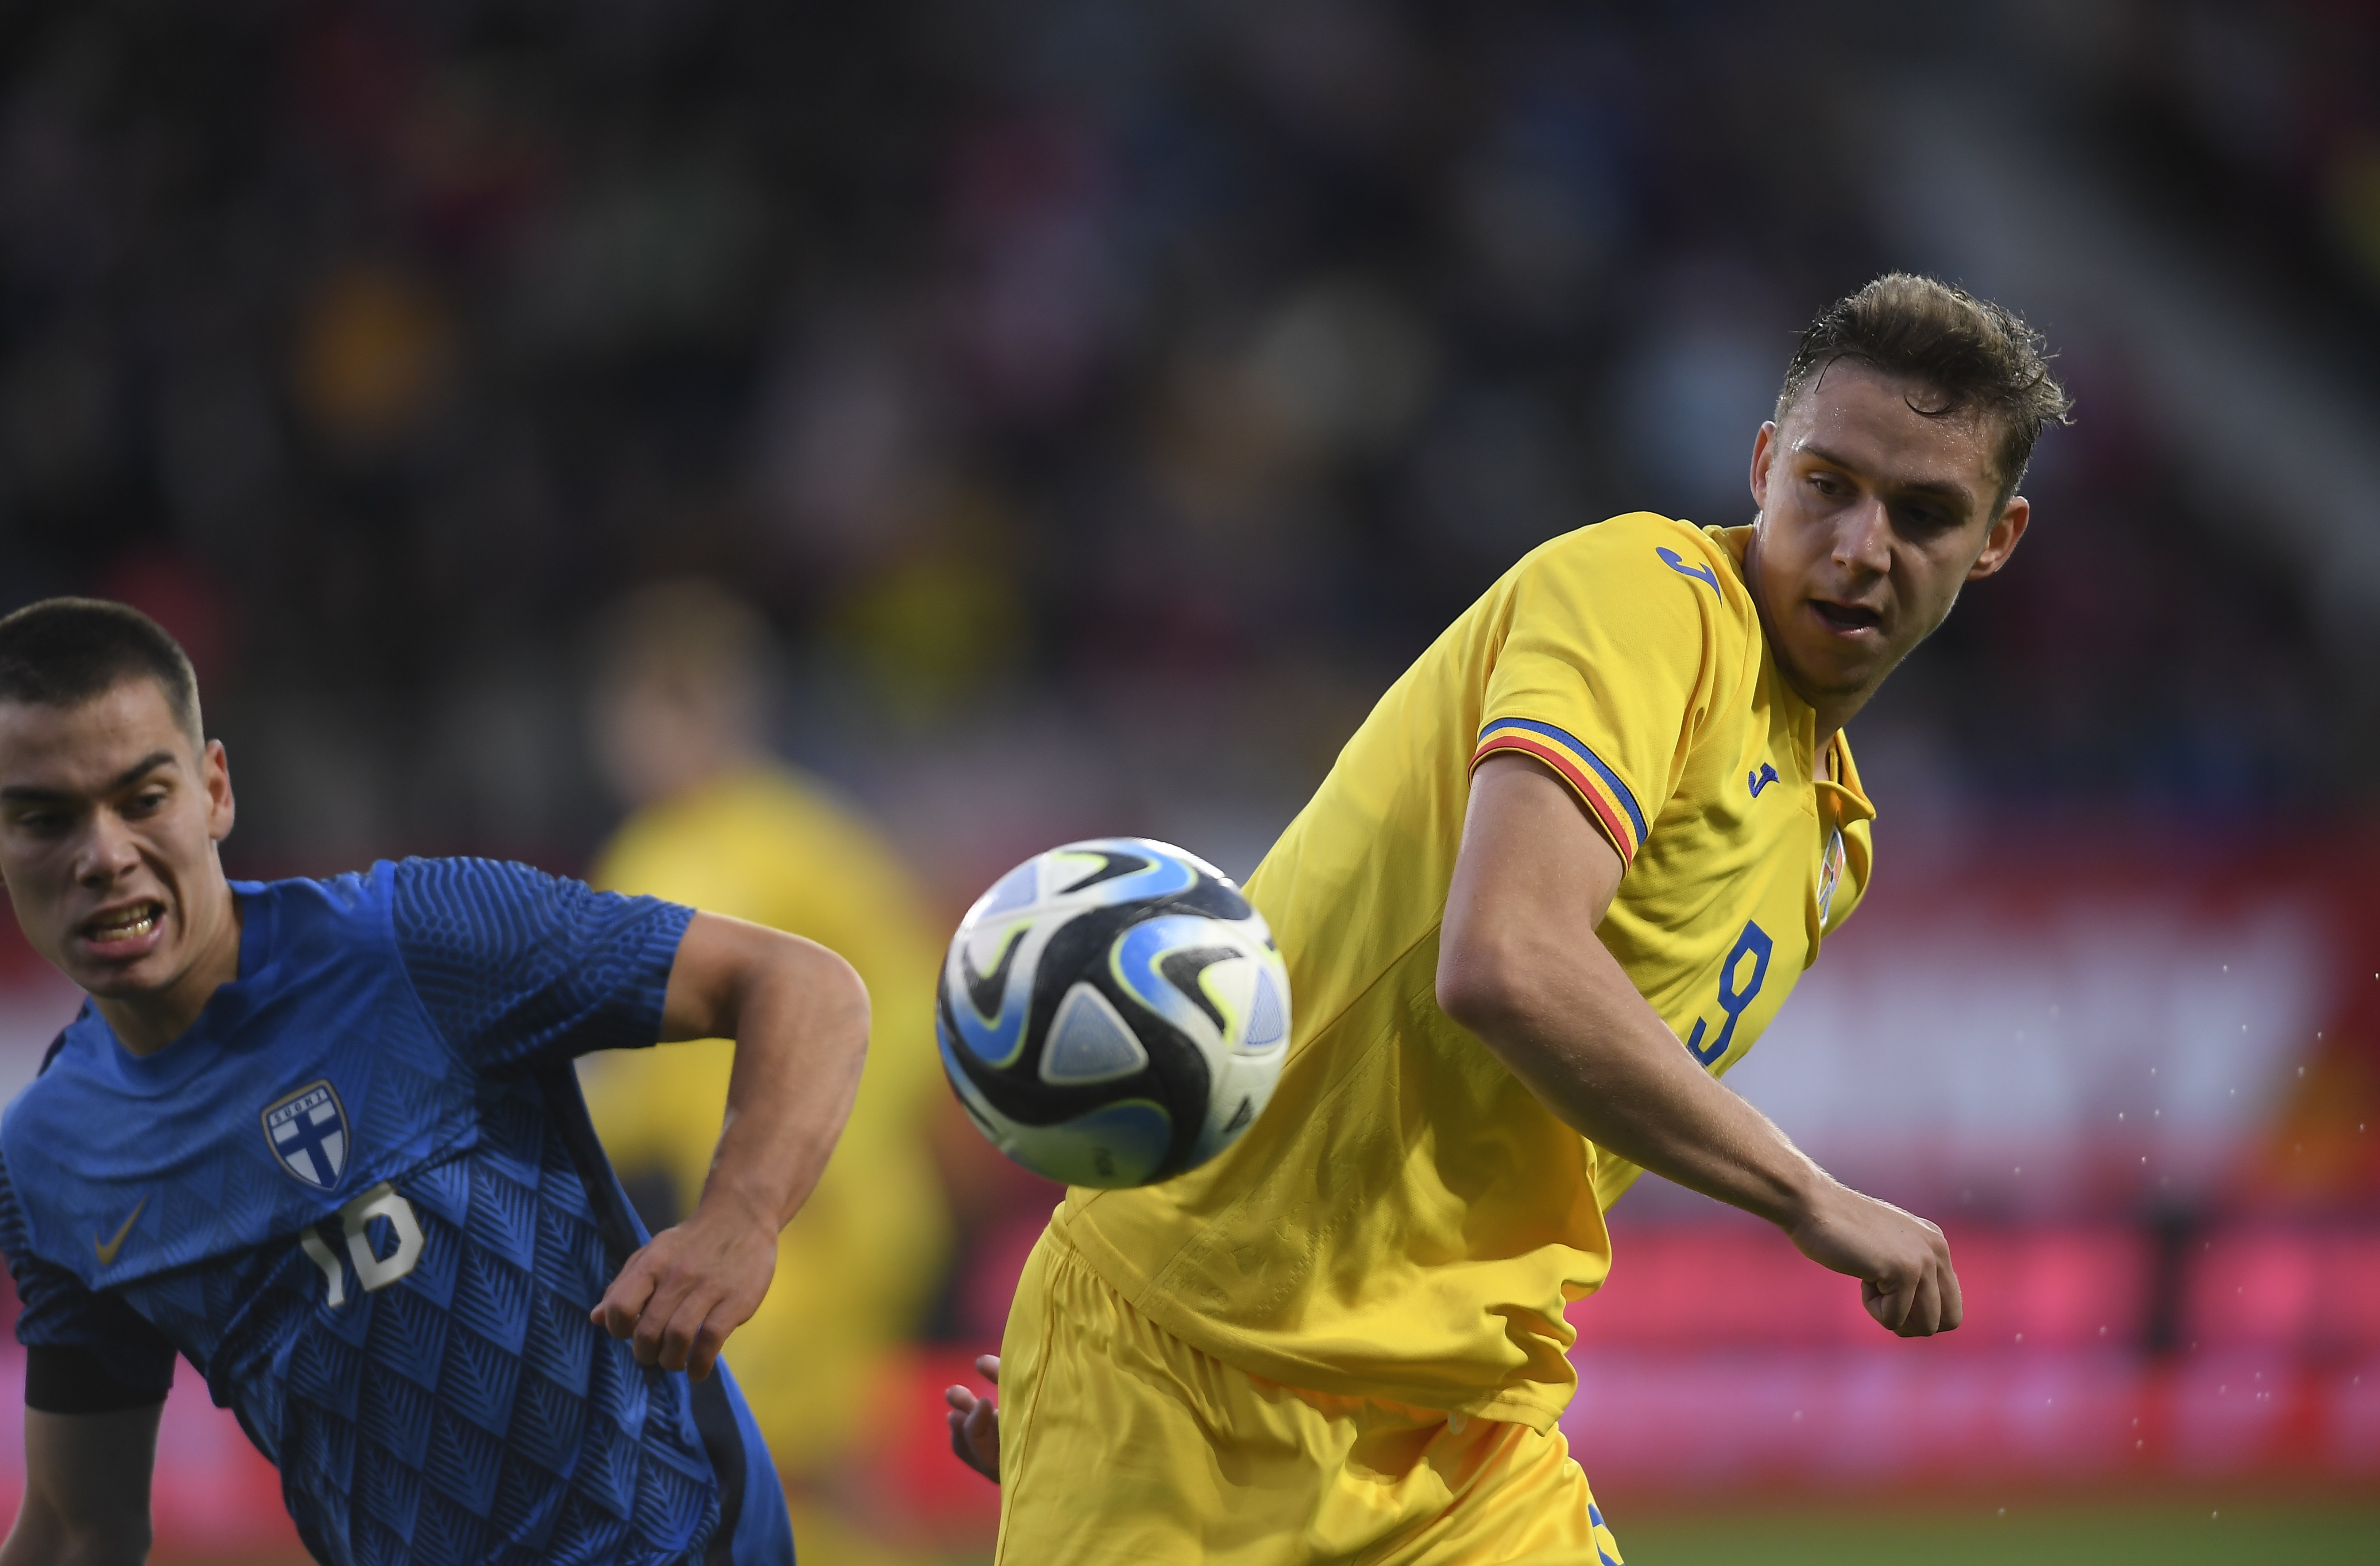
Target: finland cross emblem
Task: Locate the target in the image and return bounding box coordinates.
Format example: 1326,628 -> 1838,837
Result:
262,1080 -> 349,1189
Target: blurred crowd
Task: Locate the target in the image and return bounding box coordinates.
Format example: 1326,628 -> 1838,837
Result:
3,1 -> 2379,1554
0,0 -> 2374,887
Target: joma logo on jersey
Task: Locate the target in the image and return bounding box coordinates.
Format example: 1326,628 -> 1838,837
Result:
262,1080 -> 349,1189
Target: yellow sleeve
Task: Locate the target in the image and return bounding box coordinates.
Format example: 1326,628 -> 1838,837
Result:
1473,514 -> 1748,863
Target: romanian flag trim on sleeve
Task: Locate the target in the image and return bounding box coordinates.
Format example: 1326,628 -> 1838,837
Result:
1473,717 -> 1648,862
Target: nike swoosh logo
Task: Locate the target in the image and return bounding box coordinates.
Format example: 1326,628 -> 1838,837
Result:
1748,763 -> 1779,797
93,1194 -> 147,1266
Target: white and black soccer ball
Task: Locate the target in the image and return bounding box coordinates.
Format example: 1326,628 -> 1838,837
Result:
936,838 -> 1290,1189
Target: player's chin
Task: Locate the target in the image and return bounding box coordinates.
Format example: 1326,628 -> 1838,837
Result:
1805,615 -> 1911,684
1781,641 -> 1885,707
66,930 -> 181,996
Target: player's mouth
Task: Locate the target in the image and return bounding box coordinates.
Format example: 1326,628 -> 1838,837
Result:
81,899 -> 167,956
1808,598 -> 1885,638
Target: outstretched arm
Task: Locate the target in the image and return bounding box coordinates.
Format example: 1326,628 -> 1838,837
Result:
591,912 -> 870,1378
0,1405 -> 162,1566
1436,753 -> 1960,1337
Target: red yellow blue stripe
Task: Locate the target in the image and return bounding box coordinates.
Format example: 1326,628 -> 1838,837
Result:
1473,717 -> 1647,862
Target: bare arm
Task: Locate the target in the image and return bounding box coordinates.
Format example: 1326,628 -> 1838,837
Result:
1436,753 -> 1960,1336
0,1405 -> 162,1566
590,912 -> 870,1378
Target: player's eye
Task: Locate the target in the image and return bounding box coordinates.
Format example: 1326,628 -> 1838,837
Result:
123,789 -> 169,817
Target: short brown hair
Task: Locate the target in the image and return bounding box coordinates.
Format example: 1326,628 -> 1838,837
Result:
0,597 -> 203,745
1777,274 -> 2073,509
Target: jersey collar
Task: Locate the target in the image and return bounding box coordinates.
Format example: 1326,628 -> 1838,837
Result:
1818,733 -> 1877,827
82,882 -> 278,1087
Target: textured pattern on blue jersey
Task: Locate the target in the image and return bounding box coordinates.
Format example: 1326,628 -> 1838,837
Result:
0,860 -> 788,1566
393,858 -> 695,1075
243,1075 -> 725,1564
0,1148 -> 175,1399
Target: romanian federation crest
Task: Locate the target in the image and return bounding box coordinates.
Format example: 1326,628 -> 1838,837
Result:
1817,828 -> 1846,931
262,1080 -> 349,1189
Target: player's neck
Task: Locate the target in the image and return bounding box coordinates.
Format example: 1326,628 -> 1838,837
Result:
1765,647 -> 1873,750
94,884 -> 245,1058
1741,530 -> 1878,744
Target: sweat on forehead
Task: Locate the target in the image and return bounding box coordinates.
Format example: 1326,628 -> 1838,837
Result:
1788,361 -> 2001,456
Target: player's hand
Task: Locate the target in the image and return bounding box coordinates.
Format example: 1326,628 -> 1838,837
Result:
944,1355 -> 1001,1482
1784,1179 -> 1963,1337
590,1191 -> 778,1381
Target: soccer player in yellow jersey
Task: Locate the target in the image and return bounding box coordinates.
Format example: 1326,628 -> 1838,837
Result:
580,584 -> 954,1559
947,275 -> 2073,1563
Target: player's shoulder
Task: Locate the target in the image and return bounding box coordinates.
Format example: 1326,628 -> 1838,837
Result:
1521,513 -> 1752,602
388,854 -> 683,967
0,1013 -> 138,1223
0,1027 -> 77,1178
1506,513 -> 1759,641
228,863 -> 405,973
386,853 -> 583,924
597,769 -> 830,881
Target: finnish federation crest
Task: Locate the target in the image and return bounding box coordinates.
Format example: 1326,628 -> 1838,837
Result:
262,1080 -> 349,1189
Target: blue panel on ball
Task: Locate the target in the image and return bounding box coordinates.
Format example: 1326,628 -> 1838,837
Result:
1013,1099 -> 1173,1188
1039,985 -> 1149,1085
1244,968 -> 1286,1051
977,860 -> 1039,919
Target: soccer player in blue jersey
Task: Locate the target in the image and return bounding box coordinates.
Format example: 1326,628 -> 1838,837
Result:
0,598 -> 872,1566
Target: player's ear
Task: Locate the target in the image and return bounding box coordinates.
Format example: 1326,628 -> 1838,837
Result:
1748,421 -> 1779,511
203,739 -> 236,842
1965,495 -> 2030,582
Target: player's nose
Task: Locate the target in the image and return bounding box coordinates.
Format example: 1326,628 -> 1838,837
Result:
73,811 -> 144,885
1831,496 -> 1893,576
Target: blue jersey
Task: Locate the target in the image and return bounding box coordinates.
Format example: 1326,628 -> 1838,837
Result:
0,858 -> 793,1566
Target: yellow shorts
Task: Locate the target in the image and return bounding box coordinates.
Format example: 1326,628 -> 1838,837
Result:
994,1229 -> 1623,1566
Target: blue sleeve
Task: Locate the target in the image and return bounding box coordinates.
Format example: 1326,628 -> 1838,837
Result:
390,856 -> 696,1074
0,1154 -> 175,1400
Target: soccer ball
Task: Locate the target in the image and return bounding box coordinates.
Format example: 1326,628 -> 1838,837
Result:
936,838 -> 1291,1188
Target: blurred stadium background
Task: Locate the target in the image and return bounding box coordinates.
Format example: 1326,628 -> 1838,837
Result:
0,0 -> 2376,1561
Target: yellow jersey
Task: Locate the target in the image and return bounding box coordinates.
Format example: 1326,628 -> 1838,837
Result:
577,766 -> 953,1471
1053,513 -> 1876,1432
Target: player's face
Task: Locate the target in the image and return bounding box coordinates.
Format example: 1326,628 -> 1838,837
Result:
1747,363 -> 2028,726
0,678 -> 238,1008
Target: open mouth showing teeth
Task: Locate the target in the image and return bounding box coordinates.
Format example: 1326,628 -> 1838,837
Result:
85,902 -> 163,945
1811,599 -> 1883,632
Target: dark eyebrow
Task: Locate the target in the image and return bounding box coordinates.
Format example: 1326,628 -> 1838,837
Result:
1797,441 -> 1975,507
0,750 -> 178,805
